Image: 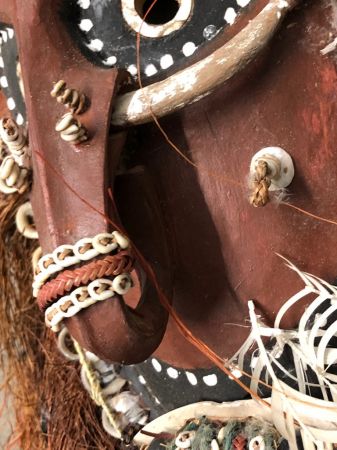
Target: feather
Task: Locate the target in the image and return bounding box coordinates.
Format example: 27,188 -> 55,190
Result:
240,257 -> 337,449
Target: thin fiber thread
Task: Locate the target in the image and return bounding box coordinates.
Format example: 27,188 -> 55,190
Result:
73,339 -> 122,439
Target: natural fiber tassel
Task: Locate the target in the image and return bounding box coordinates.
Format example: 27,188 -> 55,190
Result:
249,160 -> 271,207
249,147 -> 294,208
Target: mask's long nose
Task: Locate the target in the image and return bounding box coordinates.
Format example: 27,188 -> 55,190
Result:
66,280 -> 169,365
13,0 -> 170,364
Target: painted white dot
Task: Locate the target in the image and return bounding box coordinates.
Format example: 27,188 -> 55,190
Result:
127,64 -> 138,76
203,374 -> 218,386
185,371 -> 198,386
237,0 -> 251,6
138,375 -> 146,385
167,367 -> 179,379
160,54 -> 174,70
0,76 -> 8,88
0,57 -> 4,68
79,19 -> 93,32
77,0 -> 90,8
6,28 -> 14,39
86,39 -> 104,52
16,114 -> 24,126
279,0 -> 290,8
1,31 -> 7,42
182,42 -> 196,57
228,369 -> 242,380
151,358 -> 162,373
103,56 -> 117,66
7,97 -> 15,110
224,7 -> 237,25
145,64 -> 158,77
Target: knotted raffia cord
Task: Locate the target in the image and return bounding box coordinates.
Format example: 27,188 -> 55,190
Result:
73,340 -> 123,439
249,160 -> 271,207
0,192 -> 120,449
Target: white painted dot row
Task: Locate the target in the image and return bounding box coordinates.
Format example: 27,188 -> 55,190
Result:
0,28 -> 24,125
77,0 -> 253,77
147,358 -> 220,386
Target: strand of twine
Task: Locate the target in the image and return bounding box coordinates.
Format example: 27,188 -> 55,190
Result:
249,160 -> 271,207
73,340 -> 122,439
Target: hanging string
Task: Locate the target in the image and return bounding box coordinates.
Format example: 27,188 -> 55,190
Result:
73,340 -> 122,439
281,202 -> 337,227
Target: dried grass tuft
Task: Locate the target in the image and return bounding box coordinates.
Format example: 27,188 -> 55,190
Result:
0,192 -> 117,449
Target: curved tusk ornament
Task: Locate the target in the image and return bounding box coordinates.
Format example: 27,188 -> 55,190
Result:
111,0 -> 299,126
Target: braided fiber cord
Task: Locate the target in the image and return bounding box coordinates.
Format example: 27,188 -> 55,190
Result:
233,435 -> 247,450
249,160 -> 271,207
38,251 -> 134,310
73,340 -> 122,439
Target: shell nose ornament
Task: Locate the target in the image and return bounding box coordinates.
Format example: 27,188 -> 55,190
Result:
50,79 -> 87,114
55,112 -> 88,144
249,147 -> 295,207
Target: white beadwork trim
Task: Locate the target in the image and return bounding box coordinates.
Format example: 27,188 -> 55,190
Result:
33,231 -> 129,297
55,112 -> 88,144
112,273 -> 132,295
0,155 -> 29,194
31,246 -> 42,273
0,117 -> 28,156
45,274 -> 132,331
15,201 -> 38,239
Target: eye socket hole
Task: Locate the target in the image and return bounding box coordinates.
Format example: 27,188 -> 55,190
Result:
136,0 -> 180,25
122,0 -> 192,38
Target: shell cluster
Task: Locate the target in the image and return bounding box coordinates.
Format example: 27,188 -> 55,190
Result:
15,201 -> 38,239
33,231 -> 129,295
0,117 -> 30,194
45,273 -> 133,331
55,112 -> 88,144
51,79 -> 86,115
33,230 -> 133,331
